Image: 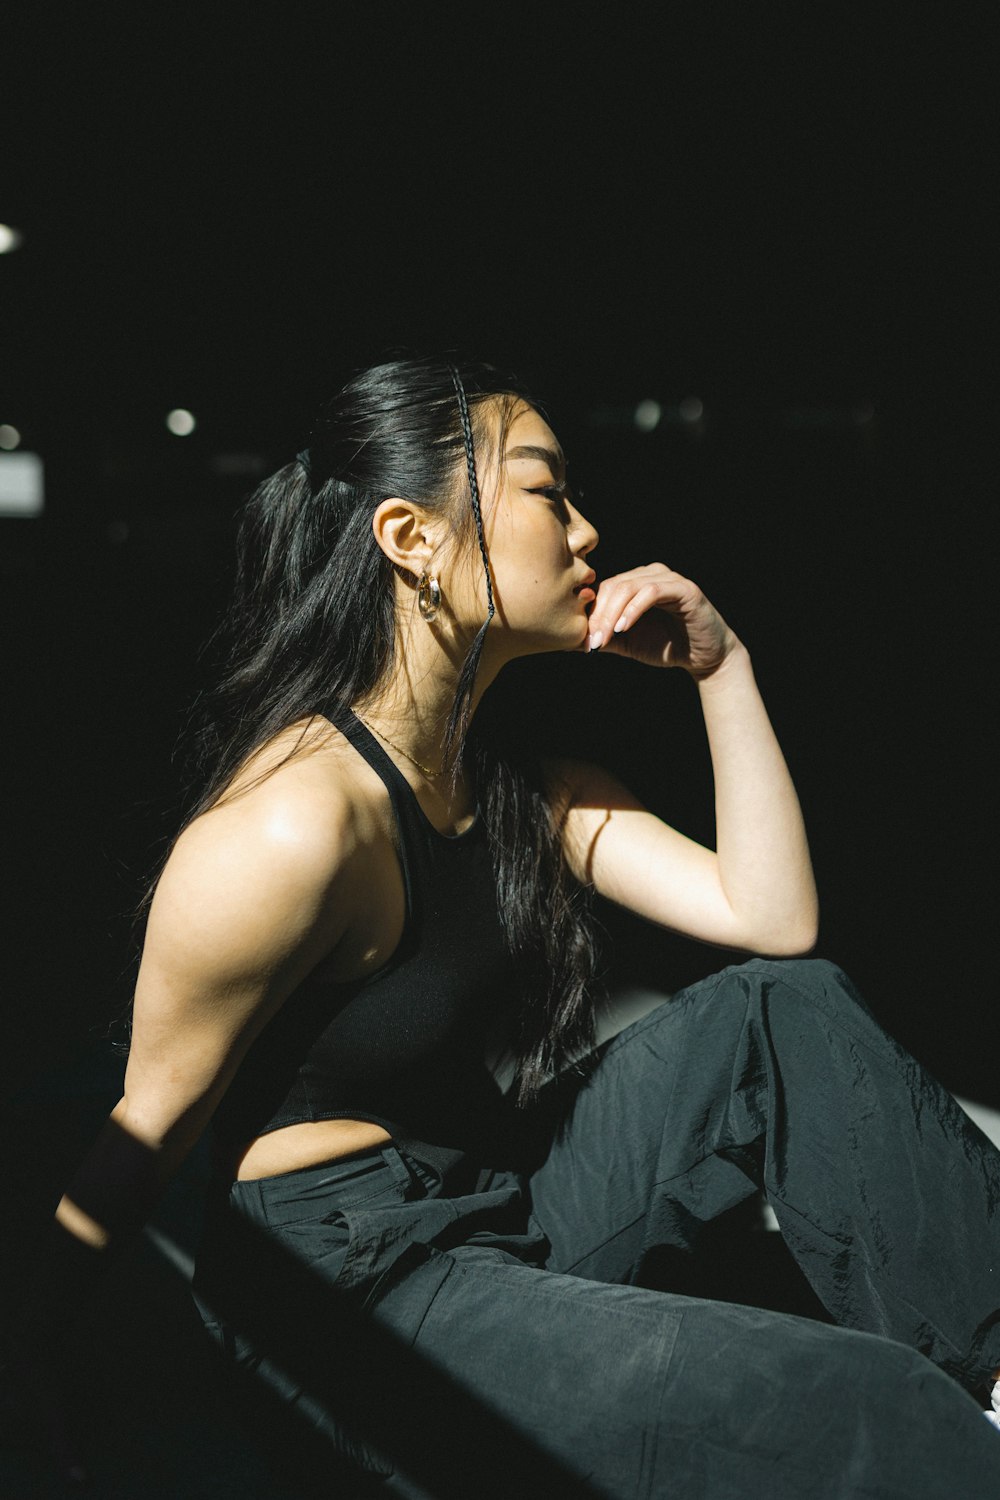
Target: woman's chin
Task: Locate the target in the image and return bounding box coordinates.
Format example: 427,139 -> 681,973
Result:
502,614 -> 592,657
565,620 -> 593,654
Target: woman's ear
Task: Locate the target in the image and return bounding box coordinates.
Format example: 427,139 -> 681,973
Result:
371,497 -> 440,577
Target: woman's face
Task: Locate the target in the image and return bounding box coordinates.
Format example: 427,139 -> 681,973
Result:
467,400 -> 600,658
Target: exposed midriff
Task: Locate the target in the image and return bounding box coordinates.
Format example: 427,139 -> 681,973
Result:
233,1117 -> 393,1181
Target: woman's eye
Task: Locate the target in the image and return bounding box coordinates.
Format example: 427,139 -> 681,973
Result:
527,481 -> 584,508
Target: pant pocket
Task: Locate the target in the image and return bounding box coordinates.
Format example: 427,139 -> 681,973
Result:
254,1143 -> 416,1229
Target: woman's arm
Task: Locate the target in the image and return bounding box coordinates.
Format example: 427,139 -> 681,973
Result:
547,563 -> 817,955
56,768 -> 358,1257
4,760 -> 359,1432
1,750 -> 360,1482
694,641 -> 817,953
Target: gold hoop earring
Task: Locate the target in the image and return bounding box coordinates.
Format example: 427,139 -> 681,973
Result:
417,570 -> 442,621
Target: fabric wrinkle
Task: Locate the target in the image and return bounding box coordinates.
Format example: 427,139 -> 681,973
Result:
192,947 -> 1000,1492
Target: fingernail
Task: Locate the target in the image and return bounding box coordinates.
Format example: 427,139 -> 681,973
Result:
589,630 -> 603,651
613,615 -> 627,633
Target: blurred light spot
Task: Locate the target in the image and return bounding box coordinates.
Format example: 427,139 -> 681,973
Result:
0,423 -> 21,450
0,451 -> 44,516
0,224 -> 24,254
633,400 -> 662,433
678,397 -> 704,424
166,408 -> 196,436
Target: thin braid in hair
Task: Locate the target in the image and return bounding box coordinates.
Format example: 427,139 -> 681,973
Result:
433,363 -> 499,793
445,363 -> 602,1099
448,365 -> 496,626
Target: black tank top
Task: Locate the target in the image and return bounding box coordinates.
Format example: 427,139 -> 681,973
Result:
211,700 -> 521,1168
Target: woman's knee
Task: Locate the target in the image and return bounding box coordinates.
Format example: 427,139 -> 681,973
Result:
743,954 -> 844,985
723,956 -> 894,1055
740,955 -> 869,1011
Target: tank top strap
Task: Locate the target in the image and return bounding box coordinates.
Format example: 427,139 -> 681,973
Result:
319,699 -> 424,837
320,700 -> 481,849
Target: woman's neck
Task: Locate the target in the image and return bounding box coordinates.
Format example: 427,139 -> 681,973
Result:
353,615 -> 501,775
353,579 -> 515,774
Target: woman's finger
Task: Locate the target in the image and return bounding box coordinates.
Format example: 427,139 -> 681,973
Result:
587,573 -> 688,649
607,580 -> 670,635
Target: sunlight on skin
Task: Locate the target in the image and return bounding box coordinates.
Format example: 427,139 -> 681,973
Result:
54,1196 -> 110,1251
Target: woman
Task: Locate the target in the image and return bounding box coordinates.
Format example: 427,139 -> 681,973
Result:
8,355 -> 1000,1497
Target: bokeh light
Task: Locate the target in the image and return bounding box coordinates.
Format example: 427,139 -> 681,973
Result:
633,400 -> 662,433
166,408 -> 197,436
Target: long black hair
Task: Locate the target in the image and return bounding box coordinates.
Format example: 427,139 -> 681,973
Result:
134,353 -> 605,1106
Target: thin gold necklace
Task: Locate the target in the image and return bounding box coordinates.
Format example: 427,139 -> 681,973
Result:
355,714 -> 447,779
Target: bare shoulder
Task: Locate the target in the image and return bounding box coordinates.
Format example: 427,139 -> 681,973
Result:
149,718 -> 371,971
218,715 -> 365,811
127,721 -> 374,1135
185,716 -> 364,863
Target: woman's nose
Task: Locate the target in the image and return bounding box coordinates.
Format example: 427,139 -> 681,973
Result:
575,510 -> 599,556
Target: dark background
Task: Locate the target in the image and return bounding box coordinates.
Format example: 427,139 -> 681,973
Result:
3,7 -> 994,1101
1,7 -> 996,1494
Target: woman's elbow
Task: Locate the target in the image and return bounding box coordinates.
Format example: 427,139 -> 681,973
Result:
752,909 -> 820,957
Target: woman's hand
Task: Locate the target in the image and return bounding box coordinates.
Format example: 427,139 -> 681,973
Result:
579,562 -> 740,676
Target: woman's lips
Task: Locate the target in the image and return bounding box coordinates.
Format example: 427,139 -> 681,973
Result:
574,587 -> 596,603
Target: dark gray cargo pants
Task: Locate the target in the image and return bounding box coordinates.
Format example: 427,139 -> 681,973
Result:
192,958 -> 1000,1498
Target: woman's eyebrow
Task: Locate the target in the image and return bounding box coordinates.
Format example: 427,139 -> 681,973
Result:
505,444 -> 567,477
